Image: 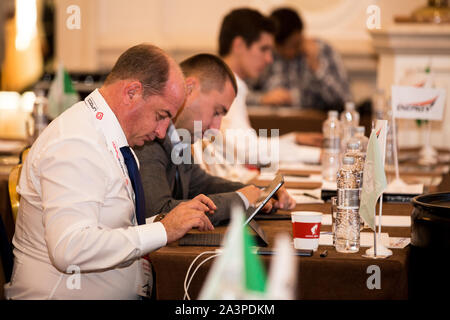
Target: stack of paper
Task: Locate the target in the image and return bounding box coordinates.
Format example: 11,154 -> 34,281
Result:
286,188 -> 323,204
278,162 -> 322,173
321,180 -> 337,191
321,214 -> 411,227
385,179 -> 423,194
319,232 -> 410,249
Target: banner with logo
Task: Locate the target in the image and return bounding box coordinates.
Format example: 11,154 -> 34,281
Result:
391,85 -> 446,121
374,120 -> 388,165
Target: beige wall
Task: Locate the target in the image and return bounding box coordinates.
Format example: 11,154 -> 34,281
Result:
55,0 -> 427,102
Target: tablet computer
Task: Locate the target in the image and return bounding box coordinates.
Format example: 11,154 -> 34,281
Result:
244,173 -> 284,225
179,174 -> 284,247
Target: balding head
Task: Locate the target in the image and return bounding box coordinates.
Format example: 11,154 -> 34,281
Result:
104,44 -> 171,98
100,43 -> 185,147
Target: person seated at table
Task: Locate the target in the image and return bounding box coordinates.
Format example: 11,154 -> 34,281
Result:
193,8 -> 321,183
135,54 -> 296,226
246,7 -> 352,111
4,44 -> 217,300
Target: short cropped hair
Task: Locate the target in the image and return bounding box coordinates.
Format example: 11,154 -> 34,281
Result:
218,8 -> 275,57
104,43 -> 169,97
180,54 -> 237,95
270,8 -> 304,45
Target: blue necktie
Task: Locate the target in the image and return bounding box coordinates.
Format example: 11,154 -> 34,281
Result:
120,146 -> 146,225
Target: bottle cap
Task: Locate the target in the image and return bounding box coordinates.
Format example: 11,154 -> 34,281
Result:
345,101 -> 355,111
343,156 -> 355,165
35,89 -> 46,97
328,110 -> 338,118
355,126 -> 365,134
347,142 -> 360,150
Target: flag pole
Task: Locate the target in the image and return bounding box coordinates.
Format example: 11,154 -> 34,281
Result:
391,110 -> 400,181
373,209 -> 377,257
362,122 -> 391,259
374,117 -> 392,258
377,193 -> 383,253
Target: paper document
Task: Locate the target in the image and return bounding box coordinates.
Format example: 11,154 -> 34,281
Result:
259,173 -> 322,183
388,237 -> 410,249
319,232 -> 390,248
278,162 -> 322,173
0,140 -> 26,154
287,188 -> 323,204
385,182 -> 423,194
321,180 -> 337,191
321,214 -> 410,227
319,232 -> 410,249
322,178 -> 424,194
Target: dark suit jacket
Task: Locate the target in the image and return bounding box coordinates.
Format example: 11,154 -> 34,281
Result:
134,136 -> 246,226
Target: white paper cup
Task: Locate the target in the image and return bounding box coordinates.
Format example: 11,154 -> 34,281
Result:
291,211 -> 323,251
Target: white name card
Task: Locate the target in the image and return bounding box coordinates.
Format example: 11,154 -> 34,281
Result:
391,85 -> 446,121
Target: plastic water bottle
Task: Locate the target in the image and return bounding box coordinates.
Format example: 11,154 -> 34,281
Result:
344,142 -> 365,183
322,110 -> 341,182
26,91 -> 49,144
340,102 -> 360,156
344,142 -> 368,230
372,88 -> 386,121
335,156 -> 360,253
352,126 -> 369,154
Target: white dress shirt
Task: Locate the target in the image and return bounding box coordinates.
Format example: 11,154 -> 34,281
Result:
5,89 -> 167,299
166,123 -> 250,209
194,74 -> 321,183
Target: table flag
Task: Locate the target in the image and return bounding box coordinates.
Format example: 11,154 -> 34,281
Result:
199,207 -> 266,299
359,130 -> 387,231
48,63 -> 79,119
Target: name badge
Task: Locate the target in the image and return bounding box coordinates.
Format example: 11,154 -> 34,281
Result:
136,256 -> 153,298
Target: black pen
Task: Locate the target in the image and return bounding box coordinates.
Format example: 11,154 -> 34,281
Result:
302,192 -> 320,200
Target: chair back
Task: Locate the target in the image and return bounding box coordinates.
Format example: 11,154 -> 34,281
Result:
8,165 -> 21,223
0,214 -> 13,298
8,147 -> 29,223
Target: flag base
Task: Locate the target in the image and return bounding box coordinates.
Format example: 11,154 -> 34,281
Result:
363,244 -> 393,259
418,145 -> 438,166
386,177 -> 423,194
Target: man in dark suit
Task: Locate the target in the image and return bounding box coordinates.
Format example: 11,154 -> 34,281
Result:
135,54 -> 295,225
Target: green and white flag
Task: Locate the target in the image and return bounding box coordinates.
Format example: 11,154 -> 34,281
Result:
48,63 -> 79,119
199,208 -> 266,299
359,130 -> 388,231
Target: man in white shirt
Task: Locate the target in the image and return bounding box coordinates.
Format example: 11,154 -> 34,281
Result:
135,54 -> 295,226
5,44 -> 215,299
198,8 -> 321,182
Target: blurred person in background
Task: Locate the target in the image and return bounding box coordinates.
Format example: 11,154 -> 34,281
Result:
193,8 -> 322,184
247,7 -> 352,111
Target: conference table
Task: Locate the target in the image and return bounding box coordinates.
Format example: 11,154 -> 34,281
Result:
148,145 -> 449,301
1,136 -> 448,300
149,202 -> 412,300
247,106 -> 372,136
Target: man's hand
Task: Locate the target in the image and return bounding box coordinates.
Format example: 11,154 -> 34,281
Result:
160,194 -> 216,243
261,88 -> 293,106
260,198 -> 274,213
237,185 -> 262,207
295,132 -> 323,147
273,186 -> 296,210
301,38 -> 320,72
239,185 -> 276,213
